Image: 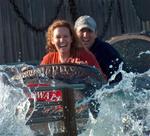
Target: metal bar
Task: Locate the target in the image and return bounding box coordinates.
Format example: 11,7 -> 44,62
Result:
29,100 -> 62,108
29,83 -> 86,92
62,88 -> 77,136
53,132 -> 66,136
26,116 -> 63,125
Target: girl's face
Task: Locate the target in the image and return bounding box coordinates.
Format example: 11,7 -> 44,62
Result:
51,27 -> 72,55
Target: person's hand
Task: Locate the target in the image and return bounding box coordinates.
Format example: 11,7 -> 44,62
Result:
20,65 -> 34,72
76,104 -> 88,113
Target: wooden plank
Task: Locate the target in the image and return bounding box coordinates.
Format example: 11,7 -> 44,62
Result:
0,0 -> 150,64
0,1 -> 5,64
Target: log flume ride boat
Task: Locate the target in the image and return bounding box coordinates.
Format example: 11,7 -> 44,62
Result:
11,63 -> 104,136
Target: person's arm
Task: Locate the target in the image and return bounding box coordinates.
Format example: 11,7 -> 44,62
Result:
92,40 -> 124,82
104,42 -> 124,84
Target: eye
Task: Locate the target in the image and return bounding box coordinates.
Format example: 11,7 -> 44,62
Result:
55,35 -> 61,39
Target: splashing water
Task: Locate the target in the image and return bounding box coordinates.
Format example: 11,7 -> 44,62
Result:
81,70 -> 150,136
137,50 -> 150,58
0,64 -> 149,136
0,65 -> 34,136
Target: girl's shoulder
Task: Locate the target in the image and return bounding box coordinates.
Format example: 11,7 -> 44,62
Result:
41,52 -> 59,64
45,52 -> 58,58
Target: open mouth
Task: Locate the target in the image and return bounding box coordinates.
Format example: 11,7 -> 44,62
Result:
59,44 -> 67,48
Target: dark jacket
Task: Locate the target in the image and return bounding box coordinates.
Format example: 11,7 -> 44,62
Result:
90,38 -> 124,83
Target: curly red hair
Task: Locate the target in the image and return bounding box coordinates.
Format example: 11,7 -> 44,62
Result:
45,19 -> 84,57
